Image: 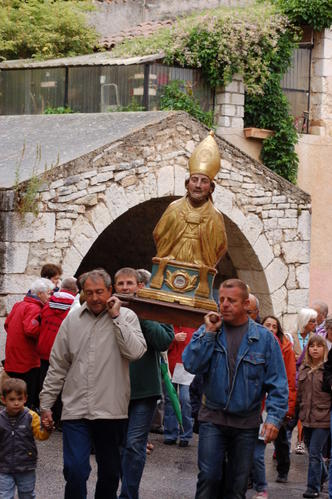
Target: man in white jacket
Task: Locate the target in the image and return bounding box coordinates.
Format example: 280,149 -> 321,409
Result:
40,269 -> 146,499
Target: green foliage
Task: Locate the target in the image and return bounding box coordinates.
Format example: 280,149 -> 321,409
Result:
245,76 -> 298,182
111,98 -> 146,112
44,106 -> 74,114
270,0 -> 332,31
0,0 -> 98,61
160,81 -> 214,129
14,144 -> 43,217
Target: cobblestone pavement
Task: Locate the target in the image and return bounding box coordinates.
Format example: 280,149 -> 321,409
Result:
35,431 -> 329,498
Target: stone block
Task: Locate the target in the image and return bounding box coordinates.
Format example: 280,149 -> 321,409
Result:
235,106 -> 244,118
1,242 -> 29,273
157,166 -> 174,197
86,202 -> 113,235
282,314 -> 297,334
62,245 -> 82,277
55,230 -> 70,243
114,171 -> 129,182
298,210 -> 311,240
243,213 -> 263,247
296,264 -> 310,289
104,184 -> 128,219
265,258 -> 288,293
56,219 -> 73,230
283,229 -> 298,242
231,93 -> 245,106
125,184 -> 145,210
4,294 -> 25,315
75,194 -> 98,207
57,190 -> 88,203
278,218 -> 297,229
0,274 -> 36,294
281,241 -> 310,263
0,318 -> 6,358
270,286 -> 287,316
272,195 -> 287,203
174,167 -> 186,196
217,117 -> 231,127
221,104 -> 236,116
230,117 -> 244,128
90,172 -> 114,185
253,235 -> 274,269
88,185 -> 106,194
5,213 -> 55,243
50,179 -> 64,189
70,216 -> 98,257
64,175 -> 81,186
236,269 -> 269,294
215,92 -> 232,105
288,289 -> 310,313
121,176 -> 137,188
286,265 -> 296,290
264,218 -> 278,230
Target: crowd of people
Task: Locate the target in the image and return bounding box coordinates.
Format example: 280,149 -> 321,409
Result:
1,262 -> 332,499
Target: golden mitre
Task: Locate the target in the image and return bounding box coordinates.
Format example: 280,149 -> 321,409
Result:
188,131 -> 220,180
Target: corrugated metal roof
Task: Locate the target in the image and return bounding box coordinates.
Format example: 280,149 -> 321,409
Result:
0,52 -> 165,70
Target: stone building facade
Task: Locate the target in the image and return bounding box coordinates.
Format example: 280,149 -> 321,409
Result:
0,111 -> 311,356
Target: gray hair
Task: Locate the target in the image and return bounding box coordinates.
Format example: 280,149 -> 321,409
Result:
114,267 -> 139,284
297,307 -> 318,333
61,277 -> 78,294
79,269 -> 112,289
30,278 -> 55,295
325,315 -> 332,330
312,300 -> 329,318
136,269 -> 151,285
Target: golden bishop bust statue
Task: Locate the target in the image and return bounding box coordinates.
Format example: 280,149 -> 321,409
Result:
153,131 -> 227,268
137,131 -> 228,310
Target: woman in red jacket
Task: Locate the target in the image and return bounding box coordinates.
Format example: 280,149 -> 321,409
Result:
263,316 -> 296,483
4,278 -> 54,409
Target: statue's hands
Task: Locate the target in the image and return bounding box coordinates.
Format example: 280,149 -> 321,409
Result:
204,312 -> 222,333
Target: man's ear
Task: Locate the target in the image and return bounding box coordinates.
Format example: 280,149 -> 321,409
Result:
23,394 -> 28,405
210,181 -> 215,194
0,395 -> 5,405
243,298 -> 251,312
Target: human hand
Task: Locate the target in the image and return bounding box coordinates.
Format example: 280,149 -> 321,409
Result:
175,332 -> 187,342
204,312 -> 222,333
260,423 -> 279,443
106,296 -> 121,318
41,409 -> 54,431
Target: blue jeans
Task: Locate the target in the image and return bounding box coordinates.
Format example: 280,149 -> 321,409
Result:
303,427 -> 329,493
119,397 -> 157,499
62,418 -> 126,499
196,422 -> 258,499
252,439 -> 267,492
0,470 -> 36,499
164,383 -> 193,442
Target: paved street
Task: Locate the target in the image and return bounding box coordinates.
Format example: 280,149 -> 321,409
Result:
35,431 -> 329,498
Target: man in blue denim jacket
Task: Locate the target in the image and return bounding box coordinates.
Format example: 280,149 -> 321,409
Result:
183,279 -> 288,499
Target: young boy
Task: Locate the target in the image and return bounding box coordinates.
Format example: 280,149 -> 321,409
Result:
0,378 -> 51,498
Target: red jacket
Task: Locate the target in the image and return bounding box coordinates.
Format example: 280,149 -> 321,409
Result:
276,335 -> 297,417
37,291 -> 75,360
168,326 -> 195,376
4,295 -> 43,373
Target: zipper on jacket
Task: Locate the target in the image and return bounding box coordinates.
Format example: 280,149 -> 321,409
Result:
224,346 -> 249,411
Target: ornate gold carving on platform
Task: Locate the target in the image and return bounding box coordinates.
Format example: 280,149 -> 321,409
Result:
137,286 -> 218,312
164,270 -> 198,293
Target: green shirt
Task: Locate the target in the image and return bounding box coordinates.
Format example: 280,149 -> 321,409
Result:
130,320 -> 174,400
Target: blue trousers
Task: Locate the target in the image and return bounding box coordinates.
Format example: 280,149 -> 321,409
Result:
303,426 -> 329,493
195,422 -> 258,499
252,439 -> 267,492
62,418 -> 126,499
119,397 -> 157,499
164,383 -> 193,442
0,471 -> 36,499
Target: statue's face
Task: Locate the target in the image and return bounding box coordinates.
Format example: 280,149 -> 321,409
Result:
187,174 -> 212,204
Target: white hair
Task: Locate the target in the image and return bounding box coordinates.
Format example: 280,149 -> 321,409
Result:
297,307 -> 317,333
30,278 -> 54,295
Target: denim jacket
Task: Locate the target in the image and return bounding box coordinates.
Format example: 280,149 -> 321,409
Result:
182,319 -> 288,428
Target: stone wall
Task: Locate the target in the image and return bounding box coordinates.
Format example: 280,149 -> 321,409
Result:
0,112 -> 311,356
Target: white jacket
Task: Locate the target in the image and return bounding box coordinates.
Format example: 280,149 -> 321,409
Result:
40,303 -> 146,420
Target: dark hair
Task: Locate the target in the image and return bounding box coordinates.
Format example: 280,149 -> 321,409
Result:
2,378 -> 27,398
114,267 -> 139,284
219,279 -> 249,300
41,263 -> 62,279
262,315 -> 284,343
79,269 -> 112,289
